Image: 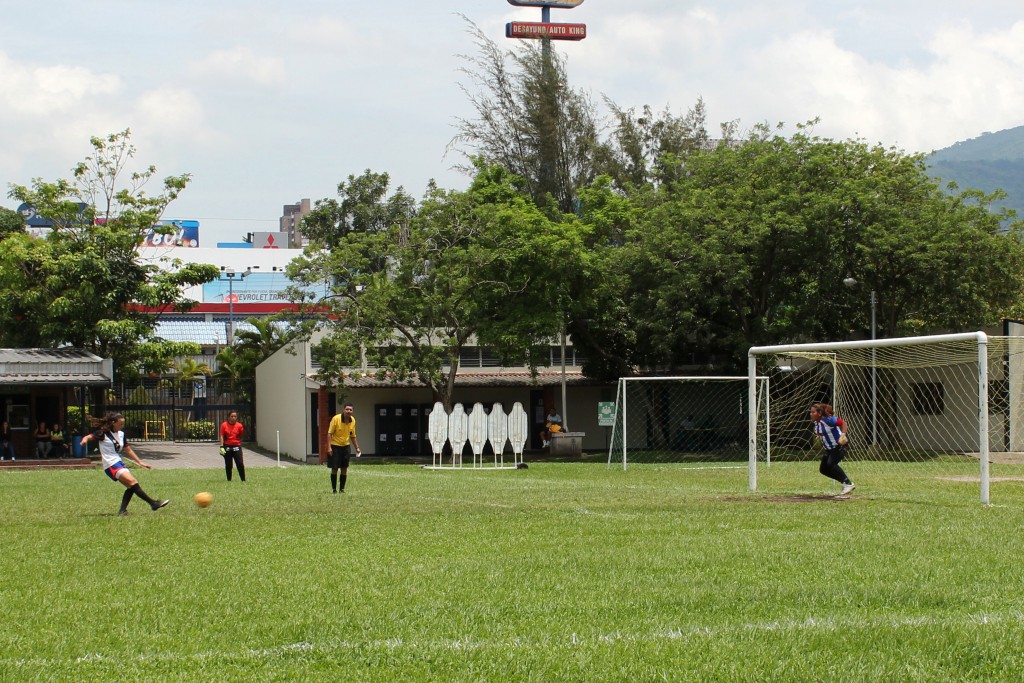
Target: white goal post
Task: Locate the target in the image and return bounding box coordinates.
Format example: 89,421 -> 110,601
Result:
747,332 -> 1019,505
608,376 -> 770,470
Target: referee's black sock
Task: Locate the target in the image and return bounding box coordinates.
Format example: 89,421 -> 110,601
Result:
120,488 -> 134,512
130,483 -> 156,506
339,474 -> 347,492
330,472 -> 337,492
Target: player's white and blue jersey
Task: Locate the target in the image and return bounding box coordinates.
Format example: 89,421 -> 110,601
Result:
93,429 -> 128,469
814,416 -> 843,449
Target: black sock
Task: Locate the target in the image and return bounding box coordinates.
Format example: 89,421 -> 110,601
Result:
130,483 -> 157,506
340,474 -> 347,491
120,488 -> 134,512
331,472 -> 337,492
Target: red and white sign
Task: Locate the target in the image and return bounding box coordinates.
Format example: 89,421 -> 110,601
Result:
506,22 -> 587,40
252,232 -> 283,249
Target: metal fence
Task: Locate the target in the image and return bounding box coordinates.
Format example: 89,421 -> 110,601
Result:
105,377 -> 254,443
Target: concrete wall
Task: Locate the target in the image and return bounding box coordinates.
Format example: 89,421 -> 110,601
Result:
255,337 -> 310,463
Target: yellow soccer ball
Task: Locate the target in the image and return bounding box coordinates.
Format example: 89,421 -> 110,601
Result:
193,491 -> 213,508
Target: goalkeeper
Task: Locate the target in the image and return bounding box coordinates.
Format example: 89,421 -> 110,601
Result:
218,410 -> 246,482
810,402 -> 855,495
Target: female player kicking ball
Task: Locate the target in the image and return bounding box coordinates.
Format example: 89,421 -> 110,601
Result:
80,412 -> 170,516
810,402 -> 855,496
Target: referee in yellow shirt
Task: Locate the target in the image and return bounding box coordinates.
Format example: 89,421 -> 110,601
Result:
327,403 -> 362,493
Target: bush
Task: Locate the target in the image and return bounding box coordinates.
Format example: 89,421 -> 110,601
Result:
181,420 -> 216,440
66,406 -> 87,435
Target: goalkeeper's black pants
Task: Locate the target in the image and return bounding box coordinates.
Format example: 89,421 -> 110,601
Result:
820,446 -> 851,485
223,447 -> 246,482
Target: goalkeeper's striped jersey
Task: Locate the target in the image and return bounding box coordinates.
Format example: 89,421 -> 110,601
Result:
814,416 -> 843,449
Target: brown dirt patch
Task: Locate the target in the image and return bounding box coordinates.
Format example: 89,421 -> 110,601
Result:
719,494 -> 852,503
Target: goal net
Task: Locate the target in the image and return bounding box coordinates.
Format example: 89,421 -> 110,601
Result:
748,332 -> 1024,504
608,376 -> 769,469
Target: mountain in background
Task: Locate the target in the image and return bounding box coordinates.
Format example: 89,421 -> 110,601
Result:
928,125 -> 1024,220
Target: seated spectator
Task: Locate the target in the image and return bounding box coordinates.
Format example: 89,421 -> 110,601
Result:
540,407 -> 563,448
34,421 -> 51,459
1,420 -> 16,461
50,423 -> 68,458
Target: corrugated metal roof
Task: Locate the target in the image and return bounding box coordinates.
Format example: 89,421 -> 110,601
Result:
154,320 -> 229,344
0,348 -> 113,386
153,319 -> 290,344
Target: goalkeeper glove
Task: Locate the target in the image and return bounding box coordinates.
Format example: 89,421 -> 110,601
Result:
219,446 -> 227,456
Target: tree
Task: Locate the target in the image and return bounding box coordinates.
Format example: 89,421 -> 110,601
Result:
593,124 -> 1024,372
452,22 -> 600,214
5,130 -> 218,381
593,98 -> 717,191
173,357 -> 211,381
0,206 -> 24,238
291,164 -> 584,411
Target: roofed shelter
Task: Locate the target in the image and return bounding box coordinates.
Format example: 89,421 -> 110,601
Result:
0,349 -> 114,457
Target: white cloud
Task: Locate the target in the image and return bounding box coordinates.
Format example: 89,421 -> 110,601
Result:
573,10 -> 1024,154
733,20 -> 1024,151
0,52 -> 121,115
133,87 -> 216,144
188,47 -> 286,86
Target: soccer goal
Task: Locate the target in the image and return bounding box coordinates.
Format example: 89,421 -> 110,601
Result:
748,332 -> 1024,504
608,376 -> 770,469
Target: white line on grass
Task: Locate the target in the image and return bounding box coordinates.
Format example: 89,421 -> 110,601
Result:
13,610 -> 1015,670
417,495 -> 516,509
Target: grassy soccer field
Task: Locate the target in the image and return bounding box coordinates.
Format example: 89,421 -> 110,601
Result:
2,462 -> 1023,681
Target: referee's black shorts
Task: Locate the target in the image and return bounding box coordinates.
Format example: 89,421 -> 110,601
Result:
328,444 -> 352,469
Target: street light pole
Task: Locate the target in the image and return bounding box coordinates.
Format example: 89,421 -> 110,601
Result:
227,272 -> 236,344
560,326 -> 568,428
223,267 -> 251,345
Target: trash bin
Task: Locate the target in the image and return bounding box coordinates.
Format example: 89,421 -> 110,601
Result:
71,436 -> 84,458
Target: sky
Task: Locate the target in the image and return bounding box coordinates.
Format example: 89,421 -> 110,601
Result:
2,0 -> 1023,245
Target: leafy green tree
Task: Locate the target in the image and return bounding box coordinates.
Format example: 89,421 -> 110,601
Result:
173,357 -> 211,381
233,316 -> 290,361
593,125 -> 1024,372
0,206 -> 24,238
292,164 -> 584,411
4,130 -> 217,381
452,23 -> 599,214
593,98 -> 718,191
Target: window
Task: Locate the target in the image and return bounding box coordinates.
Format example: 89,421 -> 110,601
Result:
459,347 -> 482,368
912,382 -> 944,415
550,346 -> 584,367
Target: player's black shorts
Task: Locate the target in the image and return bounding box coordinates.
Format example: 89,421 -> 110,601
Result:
328,444 -> 351,469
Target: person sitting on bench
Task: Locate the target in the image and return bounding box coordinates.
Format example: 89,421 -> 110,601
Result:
541,408 -> 563,448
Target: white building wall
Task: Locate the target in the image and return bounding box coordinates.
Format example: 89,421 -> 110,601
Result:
255,337 -> 310,463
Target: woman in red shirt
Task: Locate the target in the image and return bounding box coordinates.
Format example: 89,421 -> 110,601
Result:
219,411 -> 246,482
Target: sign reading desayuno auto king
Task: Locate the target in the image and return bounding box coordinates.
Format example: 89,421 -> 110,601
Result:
507,0 -> 584,7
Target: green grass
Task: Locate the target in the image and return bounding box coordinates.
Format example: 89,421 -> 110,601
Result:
2,463 -> 1024,681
